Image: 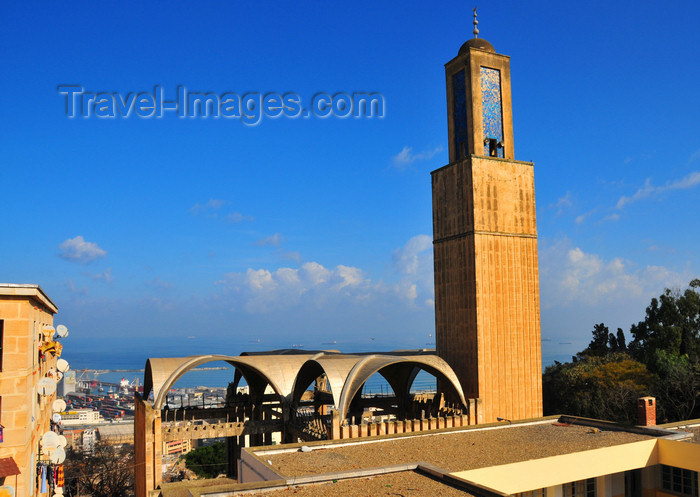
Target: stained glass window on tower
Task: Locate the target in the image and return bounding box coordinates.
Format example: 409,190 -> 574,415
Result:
480,67 -> 504,158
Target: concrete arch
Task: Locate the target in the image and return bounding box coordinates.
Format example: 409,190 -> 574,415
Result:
337,354 -> 466,420
291,355 -> 364,409
144,354 -> 315,409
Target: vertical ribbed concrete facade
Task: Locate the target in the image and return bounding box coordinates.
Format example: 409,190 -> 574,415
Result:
433,38 -> 543,422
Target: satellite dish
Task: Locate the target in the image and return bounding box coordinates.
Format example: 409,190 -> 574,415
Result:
56,359 -> 70,373
49,446 -> 66,464
41,431 -> 59,450
57,371 -> 63,381
55,488 -> 64,496
53,399 -> 67,412
43,326 -> 55,339
57,435 -> 67,448
38,377 -> 57,395
52,413 -> 62,424
56,325 -> 69,338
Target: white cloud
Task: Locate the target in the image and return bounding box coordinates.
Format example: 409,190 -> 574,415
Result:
617,171 -> 700,208
539,239 -> 687,308
216,235 -> 435,314
58,236 -> 107,264
225,212 -> 253,223
218,261 -> 375,313
280,251 -> 302,263
550,192 -> 573,211
392,146 -> 443,169
90,268 -> 113,282
538,238 -> 691,360
392,235 -> 434,306
393,235 -> 432,275
190,198 -> 228,214
255,233 -> 285,247
65,278 -> 88,295
147,277 -> 173,290
191,199 -> 252,222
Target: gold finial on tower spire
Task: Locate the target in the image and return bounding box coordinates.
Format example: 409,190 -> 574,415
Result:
472,6 -> 479,38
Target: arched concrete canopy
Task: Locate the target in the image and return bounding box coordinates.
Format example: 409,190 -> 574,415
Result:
144,354 -> 316,409
291,355 -> 364,409
143,357 -> 195,404
337,354 -> 466,420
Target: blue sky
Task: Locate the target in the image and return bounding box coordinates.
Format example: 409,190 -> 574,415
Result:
1,0 -> 698,366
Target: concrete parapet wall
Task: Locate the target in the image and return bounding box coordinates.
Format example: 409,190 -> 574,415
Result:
331,401 -> 481,441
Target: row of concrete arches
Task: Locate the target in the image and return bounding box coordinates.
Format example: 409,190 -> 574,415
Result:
142,349 -> 467,419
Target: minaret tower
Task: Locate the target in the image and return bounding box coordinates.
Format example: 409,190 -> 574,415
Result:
432,9 -> 542,422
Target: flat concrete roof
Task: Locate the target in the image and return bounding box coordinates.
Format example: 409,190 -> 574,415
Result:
242,471 -> 476,496
166,417 -> 682,497
0,283 -> 58,313
261,420 -> 657,477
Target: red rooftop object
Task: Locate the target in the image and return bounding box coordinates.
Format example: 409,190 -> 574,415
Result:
638,396 -> 656,426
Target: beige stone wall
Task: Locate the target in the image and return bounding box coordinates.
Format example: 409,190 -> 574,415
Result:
0,289 -> 58,497
433,156 -> 543,423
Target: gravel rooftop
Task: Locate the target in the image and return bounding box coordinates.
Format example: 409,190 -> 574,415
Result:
263,422 -> 655,477
676,425 -> 700,444
244,472 -> 476,497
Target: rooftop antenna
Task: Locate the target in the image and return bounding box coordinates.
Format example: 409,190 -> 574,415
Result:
472,6 -> 479,38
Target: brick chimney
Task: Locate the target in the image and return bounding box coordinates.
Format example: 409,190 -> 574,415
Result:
638,396 -> 656,426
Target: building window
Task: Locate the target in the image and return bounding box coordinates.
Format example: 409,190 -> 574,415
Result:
516,490 -> 545,497
662,465 -> 699,497
564,478 -> 596,497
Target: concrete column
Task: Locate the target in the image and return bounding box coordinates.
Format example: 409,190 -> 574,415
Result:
467,400 -> 476,424
134,397 -> 161,497
263,407 -> 272,445
330,409 -> 340,440
225,436 -> 240,479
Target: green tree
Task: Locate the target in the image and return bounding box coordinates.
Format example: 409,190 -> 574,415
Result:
545,280 -> 700,424
650,350 -> 700,422
629,279 -> 700,363
543,353 -> 652,425
614,328 -> 627,352
586,323 -> 611,356
184,441 -> 226,479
